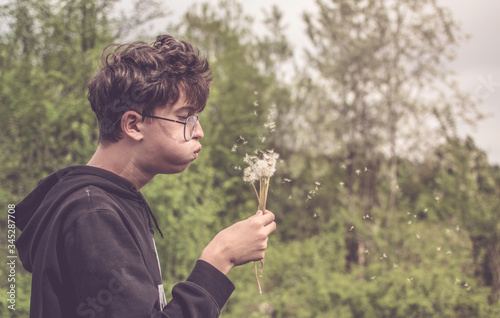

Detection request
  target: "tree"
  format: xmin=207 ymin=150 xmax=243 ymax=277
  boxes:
xmin=301 ymin=0 xmax=481 ymax=221
xmin=434 ymin=137 xmax=500 ymax=303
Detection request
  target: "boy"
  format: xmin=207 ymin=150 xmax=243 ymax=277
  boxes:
xmin=15 ymin=34 xmax=276 ymax=317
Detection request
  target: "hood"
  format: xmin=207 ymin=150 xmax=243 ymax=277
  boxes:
xmin=15 ymin=165 xmax=145 ymax=272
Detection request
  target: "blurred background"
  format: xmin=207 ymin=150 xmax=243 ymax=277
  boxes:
xmin=1 ymin=0 xmax=499 ymax=317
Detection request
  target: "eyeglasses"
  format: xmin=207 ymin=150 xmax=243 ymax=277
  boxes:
xmin=138 ymin=113 xmax=199 ymax=141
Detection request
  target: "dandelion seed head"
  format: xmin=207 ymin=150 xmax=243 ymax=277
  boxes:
xmin=242 ymin=150 xmax=280 ymax=183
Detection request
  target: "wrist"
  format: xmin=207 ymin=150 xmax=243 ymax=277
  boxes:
xmin=199 ymin=246 xmax=234 ymax=275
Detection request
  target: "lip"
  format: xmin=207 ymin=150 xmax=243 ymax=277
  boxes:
xmin=193 ymin=146 xmax=202 ymax=159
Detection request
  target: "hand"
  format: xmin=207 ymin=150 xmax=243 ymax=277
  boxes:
xmin=199 ymin=210 xmax=277 ymax=275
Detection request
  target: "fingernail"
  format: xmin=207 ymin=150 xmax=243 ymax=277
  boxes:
xmin=256 ymin=210 xmax=263 ymax=215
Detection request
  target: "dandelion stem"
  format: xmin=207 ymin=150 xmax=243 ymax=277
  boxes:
xmin=252 ymin=182 xmax=261 ymax=206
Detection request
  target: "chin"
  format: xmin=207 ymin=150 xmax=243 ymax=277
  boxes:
xmin=161 ymin=163 xmax=191 ymax=175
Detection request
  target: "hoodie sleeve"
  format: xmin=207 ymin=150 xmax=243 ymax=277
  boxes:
xmin=64 ymin=207 xmax=234 ymax=318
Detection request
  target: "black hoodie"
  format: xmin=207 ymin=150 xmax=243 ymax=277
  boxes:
xmin=15 ymin=165 xmax=234 ymax=318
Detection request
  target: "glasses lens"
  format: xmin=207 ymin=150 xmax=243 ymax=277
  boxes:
xmin=185 ymin=115 xmax=197 ymax=141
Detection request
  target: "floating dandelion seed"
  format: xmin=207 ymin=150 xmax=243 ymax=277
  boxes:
xmin=339 ymin=182 xmax=345 ymax=187
xmin=341 ymin=164 xmax=346 ymax=169
xmin=437 ymin=247 xmax=442 ymax=251
xmin=364 ymin=167 xmax=368 ymax=172
xmin=288 ymin=195 xmax=292 ymax=200
xmin=259 ymin=136 xmax=266 ymax=143
xmin=393 ymin=263 xmax=398 ymax=268
xmin=264 ymin=121 xmax=276 ymax=132
xmin=238 ymin=136 xmax=248 ymax=145
xmin=424 ymin=208 xmax=428 ymax=213
xmin=253 ymin=100 xmax=259 ymax=107
xmin=371 ymin=276 xmax=376 ymax=280
xmin=313 ymin=213 xmax=318 ymax=218
xmin=349 ymin=226 xmax=354 ymax=231
xmin=435 ymin=195 xmax=440 ymax=202
xmin=416 ymin=234 xmax=421 ymax=240
xmin=355 ymin=169 xmax=361 ymax=175
xmin=407 ymin=277 xmax=414 ymax=282
xmin=408 ymin=220 xmax=412 ymax=225
xmin=231 ymin=144 xmax=238 ymax=152
xmin=283 ymin=178 xmax=292 ymax=183
xmin=446 ymin=250 xmax=452 ymax=255
xmin=253 ymin=110 xmax=258 ymax=116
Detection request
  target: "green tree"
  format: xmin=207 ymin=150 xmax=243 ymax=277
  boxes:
xmin=435 ymin=137 xmax=500 ymax=303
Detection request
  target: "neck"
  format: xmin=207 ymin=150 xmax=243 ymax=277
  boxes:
xmin=87 ymin=142 xmax=153 ymax=190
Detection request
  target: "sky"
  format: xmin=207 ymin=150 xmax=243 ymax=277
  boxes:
xmin=128 ymin=0 xmax=500 ymax=164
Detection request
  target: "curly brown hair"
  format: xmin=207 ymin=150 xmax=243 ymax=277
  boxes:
xmin=87 ymin=35 xmax=212 ymax=145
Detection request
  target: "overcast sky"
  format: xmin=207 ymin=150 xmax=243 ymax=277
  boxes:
xmin=140 ymin=0 xmax=500 ymax=164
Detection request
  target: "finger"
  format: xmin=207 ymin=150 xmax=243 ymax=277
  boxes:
xmin=259 ymin=211 xmax=275 ymax=224
xmin=264 ymin=221 xmax=277 ymax=235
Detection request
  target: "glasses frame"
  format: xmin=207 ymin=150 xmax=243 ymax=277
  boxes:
xmin=138 ymin=112 xmax=199 ymax=141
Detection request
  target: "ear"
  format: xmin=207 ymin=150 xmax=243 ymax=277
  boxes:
xmin=120 ymin=111 xmax=144 ymax=142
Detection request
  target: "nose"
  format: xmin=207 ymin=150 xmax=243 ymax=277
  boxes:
xmin=193 ymin=120 xmax=204 ymax=140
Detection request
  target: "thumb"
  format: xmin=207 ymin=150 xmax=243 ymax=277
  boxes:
xmin=255 ymin=210 xmax=263 ymax=216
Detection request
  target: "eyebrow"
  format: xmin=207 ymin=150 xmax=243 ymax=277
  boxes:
xmin=176 ymin=106 xmax=198 ymax=114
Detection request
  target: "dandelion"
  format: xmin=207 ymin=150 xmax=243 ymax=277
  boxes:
xmin=243 ymin=149 xmax=280 ymax=294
